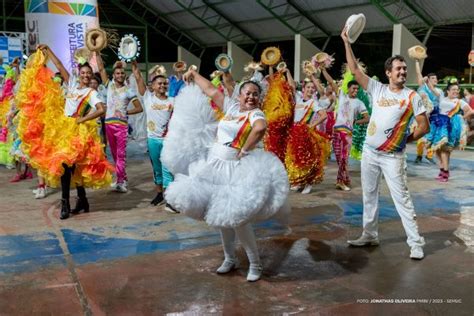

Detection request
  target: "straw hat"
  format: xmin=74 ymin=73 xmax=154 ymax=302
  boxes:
xmin=314 ymin=52 xmax=329 ymax=63
xmin=73 ymin=47 xmax=91 ymax=65
xmin=302 ymin=60 xmax=318 ymax=77
xmin=261 ymin=47 xmax=281 ymax=66
xmin=408 ymin=45 xmax=427 ymax=60
xmin=312 ymin=52 xmax=335 ymax=69
xmin=244 ymin=61 xmax=263 ymax=72
xmin=215 ymin=54 xmax=233 ymax=73
xmin=345 ymin=14 xmax=366 ymax=44
xmin=113 ymin=60 xmax=127 ymax=70
xmin=276 ymin=61 xmax=287 ymax=72
xmin=173 ymin=61 xmax=187 ymax=72
xmin=148 ymin=65 xmax=167 ymax=78
xmin=85 ymin=28 xmax=108 ymax=52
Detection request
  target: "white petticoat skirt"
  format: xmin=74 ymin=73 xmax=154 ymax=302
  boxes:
xmin=165 ymin=143 xmax=290 ymax=228
xmin=162 ymin=84 xmax=218 ymax=175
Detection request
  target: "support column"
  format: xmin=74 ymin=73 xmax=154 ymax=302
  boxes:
xmin=471 ymin=23 xmax=474 ymax=50
xmin=227 ymin=41 xmax=253 ymax=82
xmin=178 ymin=46 xmax=201 ymax=71
xmin=294 ymin=34 xmax=320 ymax=82
xmin=145 ymin=25 xmax=149 ymax=76
xmin=392 ymin=24 xmax=425 ymax=85
xmin=2 ymin=0 xmax=6 ymax=31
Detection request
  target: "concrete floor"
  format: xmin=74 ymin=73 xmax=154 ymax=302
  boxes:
xmin=0 ymin=142 xmax=473 ymax=315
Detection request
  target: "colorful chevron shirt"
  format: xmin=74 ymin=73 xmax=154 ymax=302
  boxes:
xmin=365 ymin=78 xmax=426 ymax=153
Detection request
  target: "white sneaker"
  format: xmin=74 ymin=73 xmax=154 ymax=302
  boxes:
xmin=301 ymin=184 xmax=312 ymax=194
xmin=246 ymin=264 xmax=263 ymax=282
xmin=115 ymin=183 xmax=128 ymax=193
xmin=216 ymin=259 xmax=239 ymax=274
xmin=164 ymin=203 xmax=179 ymax=214
xmin=336 ymin=183 xmax=351 ymax=191
xmin=290 ymin=185 xmax=301 ymax=191
xmin=347 ymin=235 xmax=380 ymax=247
xmin=35 ymin=187 xmax=46 ymax=199
xmin=410 ymin=245 xmax=424 ymax=260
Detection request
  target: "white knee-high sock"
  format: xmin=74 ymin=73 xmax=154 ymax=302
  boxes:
xmin=220 ymin=227 xmax=236 ymax=261
xmin=235 ymin=224 xmax=260 ymax=266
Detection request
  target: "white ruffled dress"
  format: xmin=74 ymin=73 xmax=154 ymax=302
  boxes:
xmin=163 ymin=84 xmax=290 ymax=228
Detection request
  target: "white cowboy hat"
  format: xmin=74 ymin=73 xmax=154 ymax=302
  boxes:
xmin=345 ymin=13 xmax=366 ymax=44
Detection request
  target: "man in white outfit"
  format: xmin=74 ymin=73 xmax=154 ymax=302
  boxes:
xmin=341 ymin=27 xmax=430 ymax=259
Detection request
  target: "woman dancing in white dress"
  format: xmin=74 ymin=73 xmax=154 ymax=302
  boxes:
xmin=163 ymin=68 xmax=291 ymax=282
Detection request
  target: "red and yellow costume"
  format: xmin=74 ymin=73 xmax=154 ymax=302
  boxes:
xmin=15 ymin=51 xmax=113 ymax=188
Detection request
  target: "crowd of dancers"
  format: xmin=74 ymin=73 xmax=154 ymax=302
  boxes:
xmin=0 ymin=26 xmax=473 ymax=282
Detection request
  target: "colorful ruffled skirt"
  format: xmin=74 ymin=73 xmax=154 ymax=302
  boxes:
xmin=14 ymin=51 xmax=113 ymax=188
xmin=262 ymin=73 xmax=294 ymax=163
xmin=284 ymin=123 xmax=330 ymax=186
xmin=426 ymin=114 xmax=466 ymax=151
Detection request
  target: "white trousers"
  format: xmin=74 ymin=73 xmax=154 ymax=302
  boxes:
xmin=361 ymin=146 xmax=425 ymax=248
xmin=220 ymin=224 xmax=260 ymax=265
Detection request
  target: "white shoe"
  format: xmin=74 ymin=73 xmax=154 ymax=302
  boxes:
xmin=35 ymin=187 xmax=46 ymax=199
xmin=336 ymin=183 xmax=351 ymax=191
xmin=290 ymin=185 xmax=301 ymax=191
xmin=164 ymin=203 xmax=180 ymax=214
xmin=246 ymin=264 xmax=263 ymax=282
xmin=114 ymin=183 xmax=128 ymax=193
xmin=347 ymin=235 xmax=380 ymax=247
xmin=33 ymin=186 xmax=49 ymax=195
xmin=216 ymin=259 xmax=239 ymax=274
xmin=301 ymin=184 xmax=312 ymax=194
xmin=410 ymin=245 xmax=424 ymax=260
